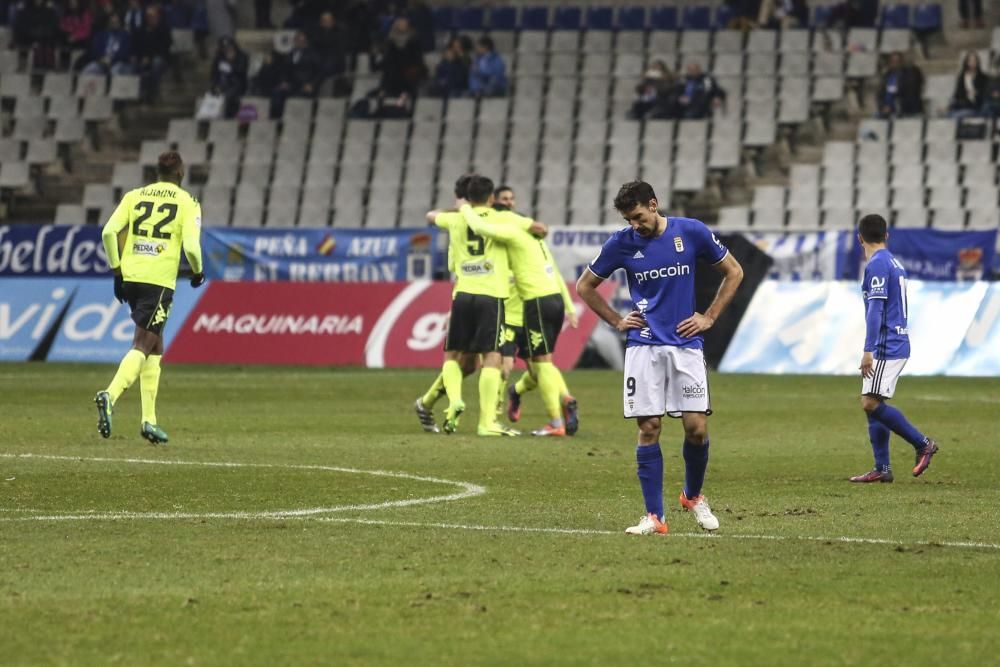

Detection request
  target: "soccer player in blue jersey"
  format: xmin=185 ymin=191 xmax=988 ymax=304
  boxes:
xmin=850 ymin=214 xmax=939 ymax=483
xmin=577 ymin=182 xmax=744 ymax=535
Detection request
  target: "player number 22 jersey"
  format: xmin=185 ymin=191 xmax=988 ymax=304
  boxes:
xmin=101 ymin=182 xmax=204 ymax=290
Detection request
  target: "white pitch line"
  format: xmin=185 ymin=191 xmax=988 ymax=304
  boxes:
xmin=0 ymin=453 xmax=485 ymax=521
xmin=314 ymin=517 xmax=1000 ymax=552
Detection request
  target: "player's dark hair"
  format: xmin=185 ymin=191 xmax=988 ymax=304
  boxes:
xmin=494 ymin=184 xmax=512 ymax=197
xmin=454 ymin=173 xmax=475 ymax=199
xmin=157 ymin=151 xmax=184 ymax=183
xmin=466 ymin=175 xmax=495 ymax=205
xmin=858 ymin=214 xmax=888 ymax=243
xmin=613 ymin=181 xmax=657 ymax=213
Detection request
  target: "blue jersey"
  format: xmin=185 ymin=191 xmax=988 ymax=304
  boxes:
xmin=862 ymin=249 xmax=910 ymax=360
xmin=589 ymin=217 xmax=729 ymax=349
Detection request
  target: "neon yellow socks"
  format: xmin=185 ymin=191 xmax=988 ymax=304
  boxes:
xmin=421 ymin=372 xmax=447 ymax=408
xmin=534 ymin=361 xmax=564 ymax=425
xmin=479 ymin=367 xmax=502 ymax=430
xmin=140 ymin=354 xmax=162 ymax=424
xmin=441 ymin=360 xmax=464 ymax=407
xmin=106 ymin=349 xmax=146 ymax=404
xmin=514 ymin=371 xmax=538 ymax=395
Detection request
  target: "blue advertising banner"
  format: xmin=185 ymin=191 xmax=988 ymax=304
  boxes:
xmin=0 ymin=278 xmax=206 ymax=362
xmin=201 ymin=227 xmax=438 ymax=282
xmin=720 ymin=280 xmax=994 ymax=376
xmin=0 ymin=225 xmax=110 ymax=277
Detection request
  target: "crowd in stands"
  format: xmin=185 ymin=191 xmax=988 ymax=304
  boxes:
xmin=875 ymin=50 xmax=1000 ymax=120
xmin=629 ymin=61 xmax=725 ymax=120
xmin=1 ymin=0 xmax=206 ymax=101
xmin=429 ymin=34 xmax=507 ymax=98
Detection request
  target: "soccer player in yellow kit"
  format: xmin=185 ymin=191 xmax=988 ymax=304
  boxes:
xmin=491 ymin=185 xmax=580 ymax=435
xmin=425 ymin=175 xmax=545 ymax=436
xmin=94 ymin=152 xmax=205 ymax=444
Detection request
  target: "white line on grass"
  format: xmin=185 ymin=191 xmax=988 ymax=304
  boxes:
xmin=0 ymin=453 xmax=485 ymax=520
xmin=314 ymin=517 xmax=1000 ymax=552
xmin=4 ymin=454 xmax=998 ymax=552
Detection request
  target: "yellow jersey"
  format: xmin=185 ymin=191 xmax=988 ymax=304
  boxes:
xmin=101 ymin=181 xmax=203 ymax=290
xmin=433 ymin=205 xmax=531 ymax=298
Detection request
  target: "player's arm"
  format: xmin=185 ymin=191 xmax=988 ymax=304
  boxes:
xmin=101 ymin=196 xmax=131 ymax=275
xmin=547 ymin=241 xmax=578 ymax=327
xmin=182 ymin=198 xmax=205 ymax=286
xmin=860 ymin=265 xmax=888 ymax=378
xmin=576 ymin=268 xmax=644 ymax=333
xmin=677 ymin=253 xmax=744 ymax=338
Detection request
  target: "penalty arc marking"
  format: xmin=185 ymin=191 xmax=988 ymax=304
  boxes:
xmin=2 ymin=454 xmax=998 ymax=553
xmin=0 ymin=453 xmax=486 ymax=521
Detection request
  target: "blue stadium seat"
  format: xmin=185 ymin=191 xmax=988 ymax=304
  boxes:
xmin=489 ymin=6 xmax=518 ymax=31
xmin=880 ymin=4 xmax=910 ymax=28
xmin=617 ymin=6 xmax=647 ymax=30
xmin=455 ymin=7 xmax=485 ymax=31
xmin=649 ymin=7 xmax=678 ymax=30
xmin=912 ymin=4 xmax=942 ymax=32
xmin=553 ymin=6 xmax=582 ymax=30
xmin=432 ymin=6 xmax=454 ymax=32
xmin=586 ymin=6 xmax=614 ymax=30
xmin=812 ymin=4 xmax=834 ymax=27
xmin=714 ymin=4 xmax=735 ymax=29
xmin=520 ymin=6 xmax=550 ymax=30
xmin=682 ymin=6 xmax=712 ymax=30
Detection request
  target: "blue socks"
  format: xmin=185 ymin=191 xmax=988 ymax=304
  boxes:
xmin=867 ymin=414 xmax=891 ymax=473
xmin=871 ymin=403 xmax=926 ymax=451
xmin=683 ymin=439 xmax=710 ymax=499
xmin=636 ymin=444 xmax=664 ymax=519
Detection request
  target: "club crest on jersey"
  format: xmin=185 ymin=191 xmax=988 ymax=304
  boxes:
xmin=673 ymin=237 xmax=684 ymax=253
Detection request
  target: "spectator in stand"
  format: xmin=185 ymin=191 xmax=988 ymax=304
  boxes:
xmin=721 ymin=0 xmax=761 ymax=30
xmin=123 ymin=0 xmax=145 ymax=33
xmin=628 ymin=60 xmax=675 ymax=120
xmin=310 ymin=11 xmax=348 ymax=93
xmin=13 ymin=0 xmax=60 ymax=69
xmin=983 ymin=58 xmax=1000 ymax=118
xmin=81 ymin=12 xmax=132 ymax=75
xmin=949 ymin=51 xmax=987 ymax=118
xmin=210 ymin=36 xmax=247 ymax=118
xmin=429 ymin=36 xmax=469 ymax=98
xmin=131 ymin=5 xmax=173 ymax=102
xmin=876 ymin=52 xmax=924 ymax=118
xmin=468 ymin=36 xmax=506 ymax=98
xmin=672 ymin=62 xmax=726 ymax=119
xmin=374 ymin=16 xmax=426 ymax=99
xmin=285 ymin=0 xmax=331 ymax=29
xmin=826 ymin=0 xmax=879 ymax=30
xmin=760 ymin=0 xmax=810 ymax=29
xmin=59 ymin=0 xmax=93 ymax=68
xmin=957 ymin=0 xmax=984 ymax=29
xmin=268 ymin=30 xmax=321 ymax=119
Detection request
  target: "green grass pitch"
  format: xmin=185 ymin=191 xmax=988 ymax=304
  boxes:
xmin=1 ymin=364 xmax=999 ymax=666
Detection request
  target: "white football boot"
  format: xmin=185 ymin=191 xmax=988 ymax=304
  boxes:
xmin=679 ymin=492 xmax=720 ymax=532
xmin=624 ymin=512 xmax=669 ymax=535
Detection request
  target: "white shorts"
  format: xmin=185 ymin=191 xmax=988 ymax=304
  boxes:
xmin=623 ymin=345 xmax=711 ymax=418
xmin=862 ymin=358 xmax=907 ymax=399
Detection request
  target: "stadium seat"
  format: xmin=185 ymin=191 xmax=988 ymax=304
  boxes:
xmin=54 ymin=204 xmax=85 ymax=225
xmin=968 ymin=209 xmax=1000 ymax=230
xmin=879 ymin=29 xmax=910 ymax=54
xmin=111 ymin=163 xmax=143 ymax=191
xmin=880 ymin=4 xmax=910 ymax=28
xmin=488 ymin=6 xmax=518 ymax=30
xmin=520 ymin=6 xmax=550 ymax=30
xmin=912 ymin=4 xmax=942 ymax=32
xmin=141 ymin=140 xmax=170 ymax=167
xmin=75 ymin=74 xmax=106 ymax=97
xmin=780 ymin=30 xmax=809 ymax=53
xmin=648 ymin=7 xmax=678 ymax=30
xmin=0 ymin=73 xmax=30 ymax=99
xmin=109 ymin=75 xmax=140 ymax=101
xmin=892 ymin=208 xmax=928 ymax=229
xmin=553 ymin=6 xmax=582 ymax=30
xmin=53 ymin=117 xmax=85 ymax=144
xmin=41 ymin=73 xmax=72 ymax=98
xmin=930 ymin=208 xmax=966 ymax=230
xmin=846 ymin=52 xmax=877 ymax=78
xmin=616 ymin=6 xmax=646 ymax=30
xmin=25 ymin=139 xmax=57 ymax=166
xmin=714 ymin=4 xmax=735 ymax=30
xmin=455 ymin=7 xmax=485 ymax=31
xmin=787 ymin=208 xmax=820 ymax=230
xmin=716 ymin=206 xmax=750 ymax=230
xmin=812 ymin=4 xmax=834 ymax=27
xmin=681 ymin=6 xmax=712 ymax=31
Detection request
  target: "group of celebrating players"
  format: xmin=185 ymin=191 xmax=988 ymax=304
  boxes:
xmin=94 ymin=152 xmax=940 ymax=537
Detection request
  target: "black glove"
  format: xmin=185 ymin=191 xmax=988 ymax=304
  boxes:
xmin=113 ymin=274 xmax=126 ymax=303
xmin=190 ymin=273 xmax=206 ymax=288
